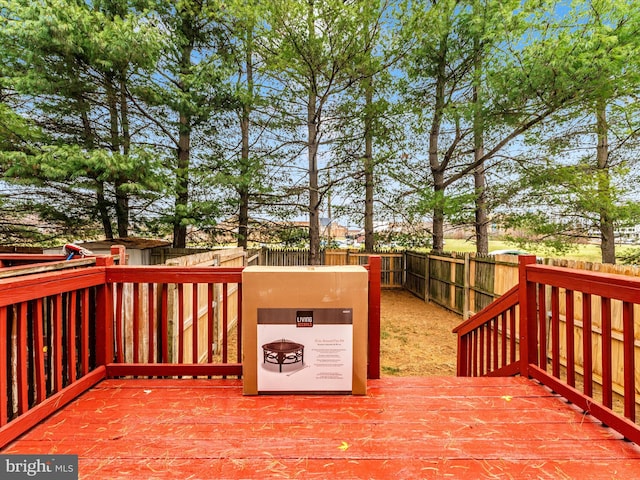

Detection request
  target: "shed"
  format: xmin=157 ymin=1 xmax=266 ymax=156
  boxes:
xmin=45 ymin=238 xmax=172 ymax=265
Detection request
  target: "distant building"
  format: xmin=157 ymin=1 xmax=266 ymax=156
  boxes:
xmin=617 ymin=225 xmax=640 ymax=244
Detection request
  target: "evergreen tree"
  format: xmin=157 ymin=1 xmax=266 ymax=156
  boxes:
xmin=0 ymin=0 xmax=163 ymax=240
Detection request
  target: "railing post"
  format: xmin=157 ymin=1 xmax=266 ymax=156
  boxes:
xmin=368 ymin=255 xmax=381 ymax=379
xmin=96 ymin=255 xmax=115 ymax=367
xmin=94 ymin=246 xmax=125 ymax=367
xmin=110 ymin=245 xmax=127 ymax=265
xmin=518 ymin=255 xmax=537 ymax=377
xmin=457 ymin=333 xmax=468 ymax=376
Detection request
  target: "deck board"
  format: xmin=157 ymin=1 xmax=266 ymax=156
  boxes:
xmin=3 ymin=377 xmax=640 ymax=479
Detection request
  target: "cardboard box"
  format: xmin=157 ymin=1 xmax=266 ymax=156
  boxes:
xmin=242 ymin=266 xmax=368 ymax=395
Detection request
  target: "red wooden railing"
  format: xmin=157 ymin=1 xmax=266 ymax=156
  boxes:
xmin=0 ymin=251 xmax=382 ymax=448
xmin=454 ymin=285 xmax=520 ymax=378
xmin=0 ymin=254 xmax=116 ymax=448
xmin=455 ymin=255 xmax=640 ymax=445
xmin=104 ymin=266 xmax=245 ymax=378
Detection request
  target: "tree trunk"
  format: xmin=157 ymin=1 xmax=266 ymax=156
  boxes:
xmin=237 ymin=188 xmax=250 ymax=249
xmin=432 ymin=173 xmax=446 ymax=254
xmin=96 ymin=183 xmax=113 ymax=240
xmin=80 ymin=106 xmax=113 ymax=239
xmin=429 ymin=38 xmax=447 ymax=253
xmin=173 ymin=27 xmax=194 ymax=249
xmin=116 ymin=75 xmax=131 ymax=238
xmin=106 ymin=73 xmax=130 ymax=238
xmin=307 ymin=0 xmax=321 ymax=265
xmin=596 ymin=99 xmax=615 ymax=264
xmin=174 ymin=112 xmax=190 ymax=248
xmin=363 ymin=75 xmax=375 ymax=252
xmin=308 ymin=94 xmax=321 ymax=265
xmin=237 ymin=28 xmax=254 ymax=249
xmin=474 ymin=161 xmax=488 ymax=255
xmin=105 ymin=74 xmax=129 ymax=238
xmin=473 ymin=37 xmax=488 ymax=255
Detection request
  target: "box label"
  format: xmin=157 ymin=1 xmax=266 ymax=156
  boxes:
xmin=257 ymin=308 xmax=352 ymax=393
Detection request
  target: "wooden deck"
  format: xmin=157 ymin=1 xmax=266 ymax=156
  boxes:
xmin=3 ymin=377 xmax=640 ymax=479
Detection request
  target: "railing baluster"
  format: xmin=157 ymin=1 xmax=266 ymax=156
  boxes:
xmin=115 ymin=283 xmax=124 ymax=363
xmin=500 ymin=312 xmax=507 ymax=368
xmin=207 ymin=283 xmax=214 ymax=364
xmin=622 ymin=301 xmax=635 ymax=422
xmin=565 ymin=290 xmax=575 ymax=387
xmin=538 ymin=285 xmax=547 ymax=371
xmin=472 ymin=330 xmax=477 ymax=377
xmin=161 ymin=284 xmax=168 ymax=363
xmin=54 ymin=294 xmax=63 ymax=391
xmin=487 ymin=319 xmax=495 ymax=373
xmin=237 ymin=283 xmax=242 ymax=365
xmin=192 ymin=283 xmax=198 ymax=365
xmin=601 ymin=297 xmax=612 ymax=409
xmin=492 ymin=317 xmax=499 ymax=372
xmin=68 ymin=291 xmax=77 ymax=383
xmin=467 ymin=331 xmax=476 ymax=376
xmin=178 ymin=284 xmax=184 ymax=364
xmin=133 ymin=283 xmax=140 ymax=364
xmin=33 ymin=299 xmax=46 ymax=403
xmin=583 ymin=293 xmax=593 ymax=398
xmin=148 ymin=283 xmax=155 ymax=363
xmin=80 ymin=288 xmax=89 ymax=376
xmin=222 ymin=283 xmax=228 ymax=365
xmin=0 ymin=306 xmax=7 ymax=425
xmin=484 ymin=323 xmax=490 ymax=374
xmin=551 ymin=286 xmax=560 ymax=378
xmin=479 ymin=325 xmax=485 ymax=376
xmin=17 ymin=303 xmax=28 ymax=414
xmin=509 ymin=305 xmax=516 ymax=364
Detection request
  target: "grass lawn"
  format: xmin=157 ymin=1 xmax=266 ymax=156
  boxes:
xmin=442 ymin=238 xmax=639 ymax=263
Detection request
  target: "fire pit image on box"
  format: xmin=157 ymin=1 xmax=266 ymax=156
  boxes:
xmin=262 ymin=339 xmax=304 ymax=373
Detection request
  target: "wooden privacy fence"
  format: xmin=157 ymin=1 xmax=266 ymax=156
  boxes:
xmin=407 ymin=250 xmax=640 ymax=318
xmin=163 ymin=248 xmax=245 ymax=363
xmin=258 ymin=247 xmax=404 ymax=288
xmin=115 ymin=248 xmax=247 ymax=366
xmin=259 ymin=248 xmax=315 ymax=266
xmin=405 ymin=251 xmax=519 ymax=318
xmin=325 ymin=250 xmax=403 ymax=287
xmin=260 ymin=249 xmax=519 ymax=313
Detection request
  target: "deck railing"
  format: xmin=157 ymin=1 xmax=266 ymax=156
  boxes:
xmin=0 ymin=254 xmax=117 ymax=448
xmin=0 ymin=250 xmax=381 ymax=448
xmin=104 ymin=266 xmax=245 ymax=378
xmin=454 ymin=255 xmax=640 ymax=445
xmin=454 ymin=285 xmax=520 ymax=378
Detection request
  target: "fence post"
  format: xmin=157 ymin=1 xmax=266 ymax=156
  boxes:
xmin=518 ymin=255 xmax=537 ymax=377
xmin=425 ymin=254 xmax=430 ymax=302
xmin=367 ymin=255 xmax=381 ymax=379
xmin=463 ymin=253 xmax=470 ymax=320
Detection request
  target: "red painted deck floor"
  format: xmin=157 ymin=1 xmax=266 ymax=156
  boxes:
xmin=3 ymin=377 xmax=640 ymax=479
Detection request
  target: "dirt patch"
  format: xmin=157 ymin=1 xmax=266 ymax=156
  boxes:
xmin=381 ymin=289 xmax=462 ymax=377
